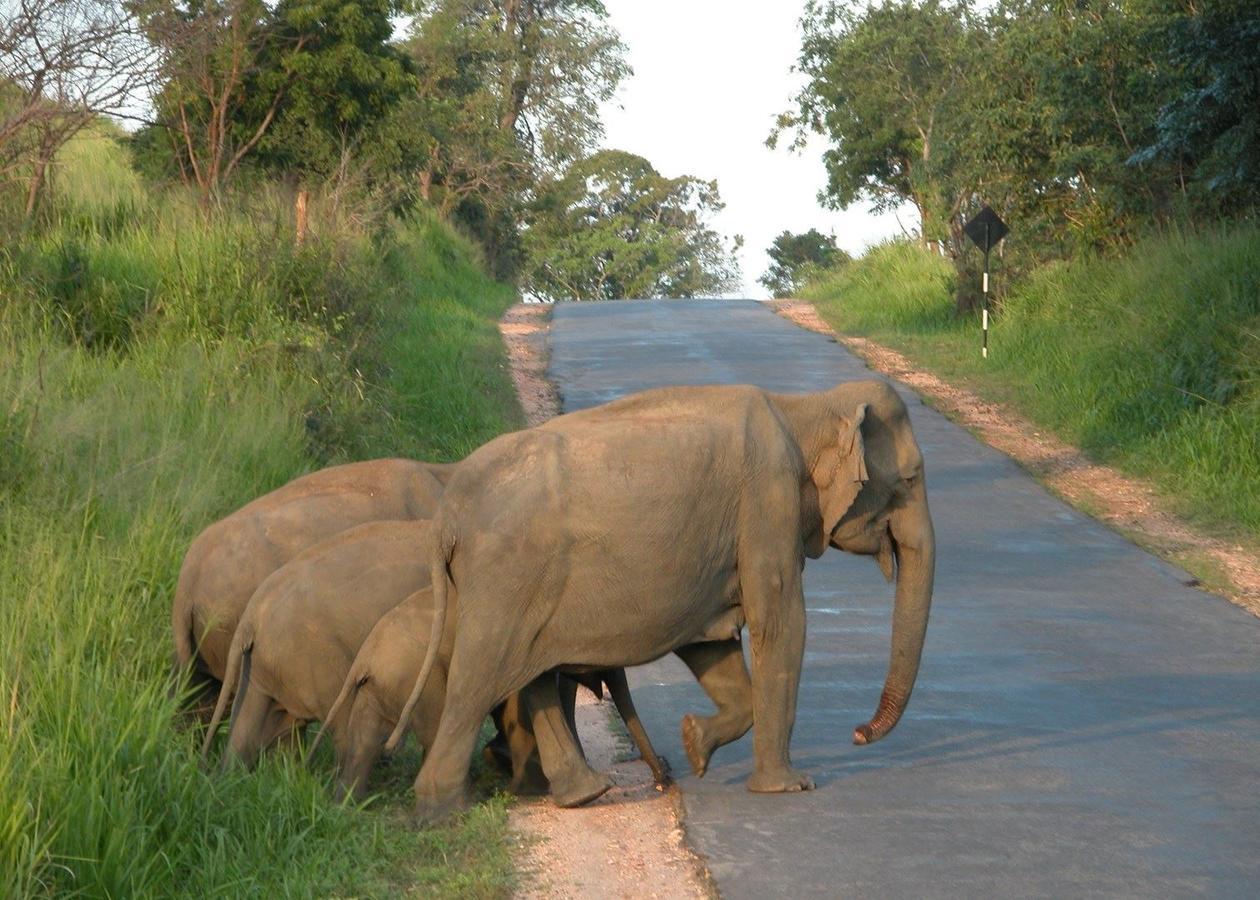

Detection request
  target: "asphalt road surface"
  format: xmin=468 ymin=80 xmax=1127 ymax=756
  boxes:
xmin=546 ymin=299 xmax=1260 ymax=899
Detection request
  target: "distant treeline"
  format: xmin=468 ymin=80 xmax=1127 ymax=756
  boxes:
xmin=1 ymin=0 xmax=741 ymax=300
xmin=771 ymin=0 xmax=1258 ymax=307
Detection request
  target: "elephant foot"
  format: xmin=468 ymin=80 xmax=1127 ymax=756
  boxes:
xmin=508 ymin=754 xmax=551 ymax=797
xmin=410 ymin=790 xmax=470 ymax=828
xmin=647 ymin=754 xmax=673 ymax=790
xmin=681 ymin=714 xmax=713 ymax=777
xmin=747 ymin=765 xmax=815 ymax=794
xmin=482 ymin=739 xmax=514 ymax=776
xmin=550 ymin=765 xmax=612 ymax=809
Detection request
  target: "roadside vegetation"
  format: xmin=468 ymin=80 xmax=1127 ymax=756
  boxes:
xmin=801 ymin=229 xmax=1260 ymax=544
xmin=0 ymin=128 xmax=520 ymax=897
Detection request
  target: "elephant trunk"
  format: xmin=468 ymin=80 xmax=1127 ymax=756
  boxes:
xmin=853 ymin=491 xmax=935 ymax=746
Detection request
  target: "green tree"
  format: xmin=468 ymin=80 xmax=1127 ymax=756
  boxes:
xmin=1133 ymin=0 xmax=1260 ymax=213
xmin=774 ymin=0 xmax=977 ymax=251
xmin=987 ymin=0 xmax=1181 ymax=249
xmin=759 ymin=229 xmax=848 ymax=298
xmin=778 ymin=0 xmax=1194 ymax=310
xmin=138 ymin=0 xmax=415 ymax=203
xmin=404 ymin=5 xmax=529 ymax=218
xmin=138 ymin=0 xmax=305 ymax=203
xmin=459 ymin=0 xmax=631 ymax=170
xmin=0 ymin=0 xmax=153 ymax=216
xmin=522 ymin=149 xmax=742 ymax=301
xmin=247 ymin=0 xmax=417 ymax=183
xmin=401 ymin=0 xmax=629 ymax=275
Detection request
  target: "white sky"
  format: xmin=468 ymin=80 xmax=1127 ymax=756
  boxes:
xmin=597 ymin=0 xmax=905 ymax=298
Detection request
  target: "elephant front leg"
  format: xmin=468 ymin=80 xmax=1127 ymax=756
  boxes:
xmin=675 ymin=638 xmax=753 ymax=777
xmin=741 ymin=566 xmax=814 ymax=794
xmin=334 ymin=699 xmax=389 ymax=803
xmin=522 ymin=674 xmax=612 ymax=808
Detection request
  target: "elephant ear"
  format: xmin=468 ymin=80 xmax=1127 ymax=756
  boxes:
xmin=813 ymin=403 xmax=869 ymax=539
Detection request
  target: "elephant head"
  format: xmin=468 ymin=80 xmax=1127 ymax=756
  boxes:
xmin=772 ymin=380 xmax=936 ymax=748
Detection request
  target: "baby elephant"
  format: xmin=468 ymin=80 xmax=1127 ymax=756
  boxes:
xmin=321 ymin=589 xmax=673 ymax=803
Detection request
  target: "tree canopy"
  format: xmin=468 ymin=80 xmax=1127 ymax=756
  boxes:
xmin=759 ymin=229 xmax=848 ymax=299
xmin=776 ymin=0 xmax=1257 ymax=307
xmin=103 ymin=0 xmax=744 ymax=290
xmin=1133 ymin=2 xmax=1260 ymax=212
xmin=522 ymin=149 xmax=742 ymax=301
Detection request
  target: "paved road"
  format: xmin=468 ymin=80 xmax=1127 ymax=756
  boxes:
xmin=547 ymin=299 xmax=1260 ymax=899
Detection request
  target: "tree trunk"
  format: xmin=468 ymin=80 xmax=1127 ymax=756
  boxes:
xmin=497 ymin=0 xmax=530 ymax=135
xmin=295 ymin=189 xmax=309 ymax=246
xmin=24 ymin=156 xmax=47 ymax=219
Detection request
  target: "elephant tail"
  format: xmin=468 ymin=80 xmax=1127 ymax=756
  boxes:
xmin=308 ymin=661 xmax=369 ymax=760
xmin=200 ymin=623 xmax=251 ymax=760
xmin=170 ymin=559 xmax=226 ymax=717
xmin=172 ymin=592 xmax=197 ymax=676
xmin=383 ymin=523 xmax=453 ymax=753
xmin=171 ymin=565 xmax=213 ymax=697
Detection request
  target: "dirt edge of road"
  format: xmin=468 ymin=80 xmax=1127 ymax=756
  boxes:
xmin=499 ymin=303 xmax=562 ymax=428
xmin=768 ymin=299 xmax=1260 ymax=618
xmin=498 ymin=304 xmax=714 ymax=899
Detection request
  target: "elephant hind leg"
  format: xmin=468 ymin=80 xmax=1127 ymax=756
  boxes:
xmin=675 ymin=638 xmax=753 ymax=777
xmin=412 ymin=649 xmax=515 ymax=824
xmin=521 ymin=673 xmax=610 ymax=809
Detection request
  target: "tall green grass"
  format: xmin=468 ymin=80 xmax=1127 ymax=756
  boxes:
xmin=1 ymin=129 xmax=520 ymax=896
xmin=802 ymin=230 xmax=1260 ymax=541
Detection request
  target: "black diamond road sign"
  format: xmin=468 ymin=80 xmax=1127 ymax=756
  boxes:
xmin=964 ymin=206 xmax=1009 ymax=253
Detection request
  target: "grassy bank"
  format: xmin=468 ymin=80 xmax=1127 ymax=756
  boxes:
xmin=0 ymin=130 xmax=521 ymax=896
xmin=801 ymin=228 xmax=1260 ymax=543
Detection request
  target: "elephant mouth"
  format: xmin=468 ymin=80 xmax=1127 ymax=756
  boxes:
xmin=829 ymin=514 xmax=887 ymax=554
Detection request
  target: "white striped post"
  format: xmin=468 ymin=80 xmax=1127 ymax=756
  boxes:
xmin=982 ymin=223 xmax=990 ymax=358
xmin=964 ymin=206 xmax=1007 ymax=359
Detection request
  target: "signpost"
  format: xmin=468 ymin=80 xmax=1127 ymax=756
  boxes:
xmin=963 ymin=205 xmax=1009 ymax=358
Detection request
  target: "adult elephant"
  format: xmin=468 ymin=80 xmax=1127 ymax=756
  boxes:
xmin=172 ymin=458 xmax=450 ymax=699
xmin=391 ymin=379 xmax=936 ymax=822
